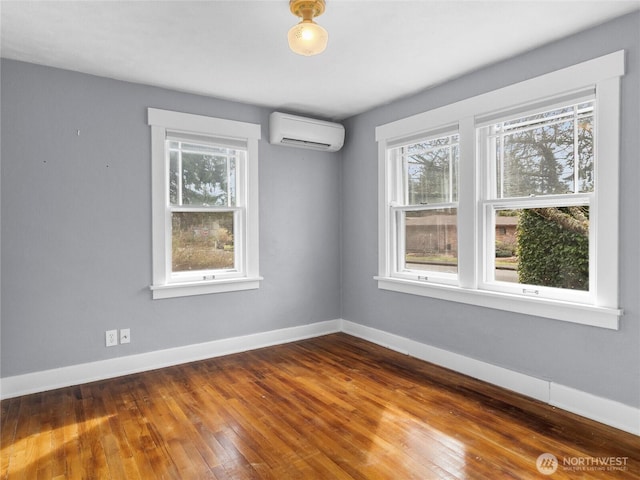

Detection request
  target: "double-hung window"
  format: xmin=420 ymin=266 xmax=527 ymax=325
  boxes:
xmin=478 ymin=97 xmax=594 ymax=304
xmin=148 ymin=108 xmax=261 ymax=299
xmin=376 ymin=51 xmax=625 ymax=329
xmin=387 ymin=130 xmax=459 ymax=286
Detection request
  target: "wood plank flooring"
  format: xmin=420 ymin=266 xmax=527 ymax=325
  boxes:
xmin=2 ymin=333 xmax=639 ymax=479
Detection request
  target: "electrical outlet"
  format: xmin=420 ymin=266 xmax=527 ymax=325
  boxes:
xmin=106 ymin=329 xmax=118 ymax=347
xmin=120 ymin=328 xmax=131 ymax=344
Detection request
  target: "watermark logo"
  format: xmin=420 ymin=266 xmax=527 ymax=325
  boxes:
xmin=537 ymin=453 xmax=558 ymax=475
xmin=562 ymin=455 xmax=629 ymax=473
xmin=536 ymin=453 xmax=629 ymax=475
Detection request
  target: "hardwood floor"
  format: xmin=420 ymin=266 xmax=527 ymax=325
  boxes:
xmin=2 ymin=333 xmax=639 ymax=479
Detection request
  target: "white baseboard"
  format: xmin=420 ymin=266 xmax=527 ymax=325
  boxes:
xmin=340 ymin=320 xmax=550 ymax=401
xmin=2 ymin=318 xmax=637 ymax=436
xmin=550 ymin=383 xmax=640 ymax=436
xmin=0 ymin=319 xmax=341 ymax=400
xmin=340 ymin=319 xmax=640 ymax=436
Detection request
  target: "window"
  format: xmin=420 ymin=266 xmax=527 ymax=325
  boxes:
xmin=376 ymin=51 xmax=625 ymax=329
xmin=388 ymin=130 xmax=460 ymax=285
xmin=148 ymin=108 xmax=261 ymax=299
xmin=478 ymin=98 xmax=594 ymax=304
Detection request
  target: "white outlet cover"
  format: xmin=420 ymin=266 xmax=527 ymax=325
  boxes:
xmin=106 ymin=329 xmax=118 ymax=347
xmin=120 ymin=328 xmax=131 ymax=344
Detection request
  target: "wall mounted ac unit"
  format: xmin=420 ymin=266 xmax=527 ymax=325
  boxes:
xmin=269 ymin=112 xmax=345 ymax=152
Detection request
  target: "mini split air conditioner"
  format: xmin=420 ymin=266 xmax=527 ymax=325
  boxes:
xmin=269 ymin=112 xmax=345 ymax=152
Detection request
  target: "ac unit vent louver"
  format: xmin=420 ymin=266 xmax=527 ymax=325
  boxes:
xmin=281 ymin=137 xmax=332 ymax=149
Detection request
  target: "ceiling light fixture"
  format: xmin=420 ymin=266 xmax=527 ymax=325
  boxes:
xmin=287 ymin=0 xmax=328 ymax=56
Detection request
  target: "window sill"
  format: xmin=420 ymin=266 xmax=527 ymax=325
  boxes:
xmin=374 ymin=276 xmax=622 ymax=330
xmin=151 ymin=277 xmax=262 ymax=299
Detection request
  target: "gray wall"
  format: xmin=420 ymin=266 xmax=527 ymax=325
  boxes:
xmin=341 ymin=11 xmax=640 ymax=408
xmin=1 ymin=60 xmax=341 ymax=377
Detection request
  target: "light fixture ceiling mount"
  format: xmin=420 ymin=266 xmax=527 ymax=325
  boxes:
xmin=288 ymin=0 xmax=328 ymax=57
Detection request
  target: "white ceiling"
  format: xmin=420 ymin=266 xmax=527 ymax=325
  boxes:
xmin=1 ymin=1 xmax=639 ymax=120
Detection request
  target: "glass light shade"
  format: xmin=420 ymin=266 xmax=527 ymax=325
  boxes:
xmin=288 ymin=20 xmax=328 ymax=56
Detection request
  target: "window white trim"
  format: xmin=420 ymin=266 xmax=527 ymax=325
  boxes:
xmin=375 ymin=51 xmax=624 ymax=142
xmin=375 ymin=51 xmax=625 ymax=329
xmin=148 ymin=108 xmax=261 ymax=299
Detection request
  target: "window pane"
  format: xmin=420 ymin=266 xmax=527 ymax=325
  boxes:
xmin=172 ymin=211 xmax=235 ymax=272
xmin=494 ymin=102 xmax=594 ymax=198
xmin=181 ymin=153 xmax=235 ymax=206
xmin=577 ymin=105 xmax=594 ymax=192
xmin=168 ymin=140 xmax=239 ymax=207
xmin=403 ymin=208 xmax=458 ymax=274
xmin=494 ymin=207 xmax=589 ymax=291
xmin=169 ymin=150 xmax=178 ymax=205
xmin=398 ymin=134 xmax=459 ymax=205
